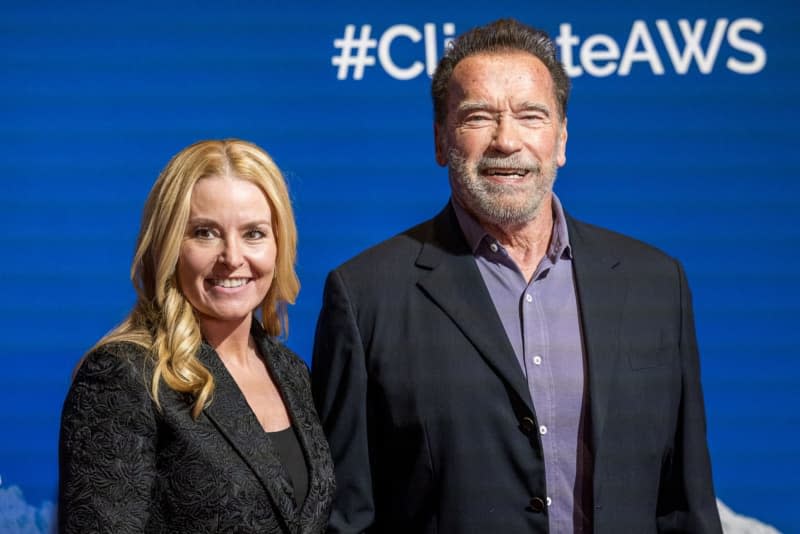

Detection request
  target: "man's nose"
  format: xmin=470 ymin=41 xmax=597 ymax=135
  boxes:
xmin=490 ymin=117 xmax=523 ymax=154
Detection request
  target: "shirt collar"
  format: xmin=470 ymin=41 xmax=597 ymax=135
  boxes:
xmin=452 ymin=193 xmax=572 ymax=262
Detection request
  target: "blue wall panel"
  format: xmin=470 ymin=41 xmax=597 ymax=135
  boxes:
xmin=1 ymin=1 xmax=797 ymax=531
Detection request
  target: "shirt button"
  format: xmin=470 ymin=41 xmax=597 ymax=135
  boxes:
xmin=489 ymin=243 xmax=499 ymax=252
xmin=532 ymin=355 xmax=542 ymax=365
xmin=539 ymin=425 xmax=548 ymax=435
xmin=525 ymin=293 xmax=533 ymax=303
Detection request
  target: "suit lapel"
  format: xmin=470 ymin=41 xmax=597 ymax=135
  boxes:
xmin=413 ymin=206 xmax=628 ymax=452
xmin=567 ymin=216 xmax=627 ymax=456
xmin=198 ymin=341 xmax=298 ymax=532
xmin=251 ymin=327 xmax=330 ymax=532
xmin=414 ymin=205 xmax=534 ymax=414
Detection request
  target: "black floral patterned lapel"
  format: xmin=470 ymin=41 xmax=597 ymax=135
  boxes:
xmin=251 ymin=325 xmax=336 ymax=532
xmin=197 ymin=342 xmax=299 ymax=532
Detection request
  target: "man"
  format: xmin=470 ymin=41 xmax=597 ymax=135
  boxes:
xmin=312 ymin=18 xmax=722 ymax=533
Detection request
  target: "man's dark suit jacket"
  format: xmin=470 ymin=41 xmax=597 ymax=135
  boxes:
xmin=312 ymin=203 xmax=722 ymax=533
xmin=59 ymin=321 xmax=335 ymax=534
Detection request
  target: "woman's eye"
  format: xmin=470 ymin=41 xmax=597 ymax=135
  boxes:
xmin=193 ymin=227 xmax=216 ymax=239
xmin=245 ymin=229 xmax=266 ymax=239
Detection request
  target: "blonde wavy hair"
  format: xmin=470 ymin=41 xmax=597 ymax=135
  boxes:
xmin=94 ymin=139 xmax=299 ymax=417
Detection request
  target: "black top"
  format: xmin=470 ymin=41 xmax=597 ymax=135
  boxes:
xmin=268 ymin=425 xmax=309 ymax=508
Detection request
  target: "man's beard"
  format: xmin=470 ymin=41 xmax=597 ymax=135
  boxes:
xmin=447 ymin=148 xmax=559 ymax=227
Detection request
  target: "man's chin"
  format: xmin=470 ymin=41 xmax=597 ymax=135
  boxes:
xmin=474 ymin=205 xmax=537 ymax=227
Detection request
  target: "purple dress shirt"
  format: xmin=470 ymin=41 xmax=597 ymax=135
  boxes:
xmin=453 ymin=195 xmax=592 ymax=533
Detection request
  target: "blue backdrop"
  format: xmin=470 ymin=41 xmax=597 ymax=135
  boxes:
xmin=2 ymin=1 xmax=797 ymax=531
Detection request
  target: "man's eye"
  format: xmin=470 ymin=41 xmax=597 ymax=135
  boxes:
xmin=519 ymin=110 xmax=551 ymax=124
xmin=465 ymin=114 xmax=492 ymax=123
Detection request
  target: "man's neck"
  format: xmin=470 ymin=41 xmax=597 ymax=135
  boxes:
xmin=480 ymin=195 xmax=554 ymax=282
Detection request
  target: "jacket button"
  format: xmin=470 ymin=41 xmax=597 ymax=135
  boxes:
xmin=529 ymin=497 xmax=546 ymax=512
xmin=520 ymin=416 xmax=536 ymax=435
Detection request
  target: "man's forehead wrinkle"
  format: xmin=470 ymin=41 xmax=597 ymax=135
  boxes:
xmin=447 ymin=55 xmax=558 ymax=111
xmin=455 ymin=99 xmax=552 ymax=115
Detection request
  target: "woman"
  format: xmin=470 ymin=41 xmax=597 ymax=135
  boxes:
xmin=59 ymin=139 xmax=335 ymax=533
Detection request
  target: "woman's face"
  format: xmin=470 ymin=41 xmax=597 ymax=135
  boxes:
xmin=177 ymin=175 xmax=277 ymax=328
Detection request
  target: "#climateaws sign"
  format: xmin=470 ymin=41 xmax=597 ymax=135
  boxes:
xmin=332 ymin=17 xmax=766 ymax=81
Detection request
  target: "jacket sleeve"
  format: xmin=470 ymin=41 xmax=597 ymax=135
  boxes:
xmin=656 ymin=261 xmax=723 ymax=533
xmin=312 ymin=270 xmax=375 ymax=533
xmin=58 ymin=344 xmax=157 ymax=533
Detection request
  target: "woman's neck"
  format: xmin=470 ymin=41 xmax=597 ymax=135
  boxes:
xmin=199 ymin=314 xmax=255 ymax=365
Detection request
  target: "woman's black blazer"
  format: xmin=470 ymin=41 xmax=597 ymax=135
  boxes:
xmin=59 ymin=322 xmax=335 ymax=533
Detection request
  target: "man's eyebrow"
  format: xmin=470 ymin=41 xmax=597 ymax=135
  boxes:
xmin=455 ymin=101 xmax=553 ymax=116
xmin=517 ymin=102 xmax=552 ymax=116
xmin=456 ymin=101 xmax=493 ymax=114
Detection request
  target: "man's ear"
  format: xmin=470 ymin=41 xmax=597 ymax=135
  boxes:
xmin=434 ymin=122 xmax=448 ymax=167
xmin=557 ymin=117 xmax=568 ymax=167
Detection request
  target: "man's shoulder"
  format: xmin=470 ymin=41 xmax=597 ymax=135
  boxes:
xmin=568 ymin=215 xmax=677 ymax=265
xmin=335 ymin=215 xmax=440 ymax=275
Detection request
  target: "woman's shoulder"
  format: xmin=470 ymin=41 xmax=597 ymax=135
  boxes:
xmin=251 ymin=322 xmax=309 ymax=374
xmin=264 ymin=339 xmax=309 ymax=374
xmin=73 ymin=341 xmax=154 ymax=385
xmin=63 ymin=341 xmax=157 ymax=430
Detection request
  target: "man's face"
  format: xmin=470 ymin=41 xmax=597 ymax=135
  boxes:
xmin=435 ymin=51 xmax=567 ymax=227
